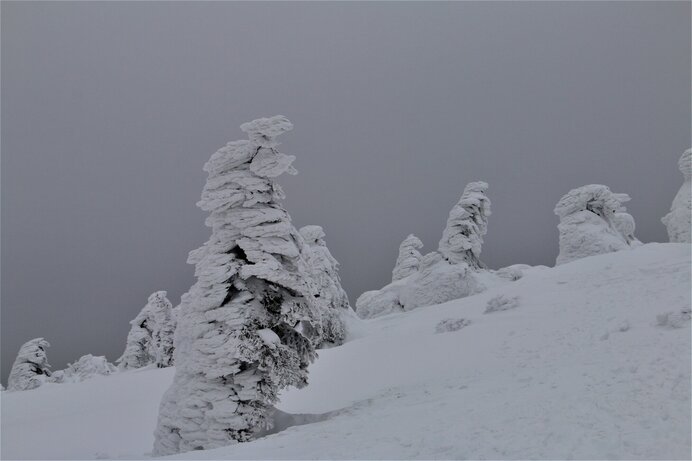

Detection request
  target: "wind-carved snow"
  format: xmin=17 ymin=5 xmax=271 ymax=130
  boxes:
xmin=3 ymin=244 xmax=688 ymax=460
xmin=662 ymin=148 xmax=692 ymax=243
xmin=391 ymin=234 xmax=423 ymax=282
xmin=554 ymin=184 xmax=641 ymax=265
xmin=118 ymin=291 xmax=176 ymax=370
xmin=356 ymin=182 xmax=498 ymax=319
xmin=7 ymin=338 xmax=52 ymax=392
xmin=153 ymin=116 xmax=323 ymax=456
xmin=299 ymin=225 xmax=351 ymax=347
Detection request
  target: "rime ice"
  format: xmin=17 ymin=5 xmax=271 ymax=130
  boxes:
xmin=152 ymin=116 xmax=321 ymax=455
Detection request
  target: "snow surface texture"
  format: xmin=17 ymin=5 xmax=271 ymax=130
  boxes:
xmin=356 ymin=182 xmax=494 ymax=319
xmin=554 ymin=184 xmax=641 ymax=265
xmin=656 ymin=308 xmax=692 ymax=329
xmin=434 ymin=317 xmax=470 ymax=334
xmin=391 ymin=234 xmax=423 ymax=281
xmin=153 ymin=116 xmax=322 ymax=455
xmin=2 ymin=244 xmax=689 ymax=460
xmin=662 ymin=148 xmax=692 ymax=243
xmin=51 ymin=355 xmax=117 ymax=384
xmin=6 ymin=338 xmax=52 ymax=392
xmin=438 ymin=181 xmax=491 ymax=269
xmin=299 ymin=225 xmax=351 ymax=347
xmin=485 ymin=294 xmax=520 ymax=313
xmin=118 ymin=291 xmax=176 ymax=370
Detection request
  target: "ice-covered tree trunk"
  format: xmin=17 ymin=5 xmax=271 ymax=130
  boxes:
xmin=392 ymin=234 xmax=423 ymax=281
xmin=438 ymin=181 xmax=491 ymax=269
xmin=118 ymin=291 xmax=175 ymax=370
xmin=555 ymin=184 xmax=640 ymax=265
xmin=662 ymin=148 xmax=691 ymax=243
xmin=7 ymin=338 xmax=52 ymax=392
xmin=153 ymin=116 xmax=321 ymax=455
xmin=299 ymin=225 xmax=351 ymax=346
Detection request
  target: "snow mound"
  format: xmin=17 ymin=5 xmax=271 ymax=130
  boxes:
xmin=2 ymin=243 xmax=690 ymax=460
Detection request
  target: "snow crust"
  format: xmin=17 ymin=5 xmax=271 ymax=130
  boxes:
xmin=662 ymin=148 xmax=691 ymax=243
xmin=554 ymin=184 xmax=641 ymax=265
xmin=3 ymin=243 xmax=689 ymax=460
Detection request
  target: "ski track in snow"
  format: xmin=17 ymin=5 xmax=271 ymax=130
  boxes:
xmin=1 ymin=243 xmax=690 ymax=460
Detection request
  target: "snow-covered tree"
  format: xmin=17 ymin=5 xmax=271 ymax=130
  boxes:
xmin=299 ymin=225 xmax=351 ymax=346
xmin=392 ymin=234 xmax=423 ymax=281
xmin=118 ymin=291 xmax=176 ymax=370
xmin=356 ymin=182 xmax=494 ymax=319
xmin=554 ymin=184 xmax=641 ymax=265
xmin=153 ymin=116 xmax=321 ymax=455
xmin=662 ymin=148 xmax=691 ymax=243
xmin=438 ymin=181 xmax=491 ymax=269
xmin=62 ymin=355 xmax=118 ymax=382
xmin=7 ymin=338 xmax=52 ymax=392
xmin=151 ymin=292 xmax=176 ymax=368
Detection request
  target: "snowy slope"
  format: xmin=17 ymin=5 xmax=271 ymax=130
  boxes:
xmin=2 ymin=243 xmax=690 ymax=460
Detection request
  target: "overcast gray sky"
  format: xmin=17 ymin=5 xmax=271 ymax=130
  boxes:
xmin=2 ymin=1 xmax=690 ymax=383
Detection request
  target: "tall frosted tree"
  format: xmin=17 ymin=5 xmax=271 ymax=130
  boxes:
xmin=7 ymin=338 xmax=52 ymax=391
xmin=438 ymin=181 xmax=491 ymax=269
xmin=554 ymin=184 xmax=640 ymax=265
xmin=662 ymin=148 xmax=691 ymax=243
xmin=118 ymin=291 xmax=176 ymax=370
xmin=392 ymin=234 xmax=424 ymax=281
xmin=153 ymin=116 xmax=321 ymax=455
xmin=299 ymin=225 xmax=350 ymax=346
